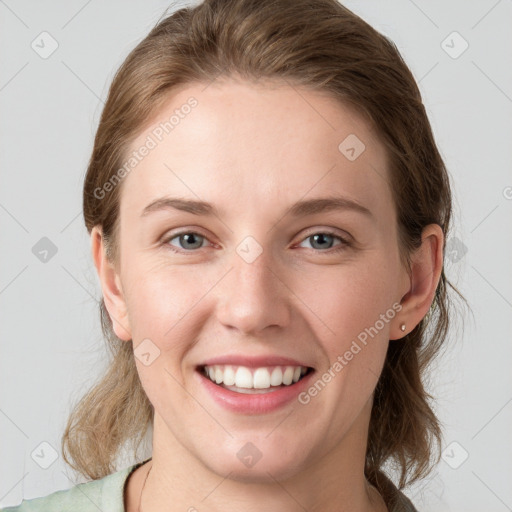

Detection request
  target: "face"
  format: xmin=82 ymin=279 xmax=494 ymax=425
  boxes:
xmin=102 ymin=77 xmax=411 ymax=482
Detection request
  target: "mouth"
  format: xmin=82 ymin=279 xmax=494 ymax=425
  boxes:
xmin=195 ymin=363 xmax=316 ymax=414
xmin=196 ymin=364 xmax=315 ymax=394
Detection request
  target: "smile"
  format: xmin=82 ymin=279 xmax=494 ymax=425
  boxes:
xmin=201 ymin=364 xmax=311 ymax=392
xmin=195 ymin=364 xmax=316 ymax=414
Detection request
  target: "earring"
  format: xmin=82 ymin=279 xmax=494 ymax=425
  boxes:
xmin=400 ymin=323 xmax=406 ymax=332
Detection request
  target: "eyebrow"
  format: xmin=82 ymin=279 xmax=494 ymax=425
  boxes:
xmin=141 ymin=195 xmax=373 ymax=219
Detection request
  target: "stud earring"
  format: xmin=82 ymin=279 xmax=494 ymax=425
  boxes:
xmin=400 ymin=323 xmax=406 ymax=332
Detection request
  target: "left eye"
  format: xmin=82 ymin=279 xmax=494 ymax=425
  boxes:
xmin=163 ymin=230 xmax=350 ymax=254
xmin=297 ymin=231 xmax=349 ymax=252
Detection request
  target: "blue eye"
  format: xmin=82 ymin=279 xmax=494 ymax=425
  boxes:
xmin=166 ymin=232 xmax=208 ymax=251
xmin=298 ymin=231 xmax=349 ymax=252
xmin=162 ymin=230 xmax=350 ymax=254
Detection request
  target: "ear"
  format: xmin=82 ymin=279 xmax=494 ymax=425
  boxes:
xmin=390 ymin=223 xmax=444 ymax=340
xmin=90 ymin=225 xmax=132 ymax=341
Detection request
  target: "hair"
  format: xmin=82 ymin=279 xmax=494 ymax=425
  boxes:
xmin=63 ymin=0 xmax=464 ymax=501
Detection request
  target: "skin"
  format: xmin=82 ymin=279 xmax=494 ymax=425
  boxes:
xmin=91 ymin=77 xmax=444 ymax=512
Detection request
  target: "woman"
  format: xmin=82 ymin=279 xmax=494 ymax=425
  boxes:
xmin=2 ymin=0 xmax=461 ymax=510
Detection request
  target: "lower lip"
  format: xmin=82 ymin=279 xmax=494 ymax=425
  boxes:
xmin=195 ymin=368 xmax=316 ymax=414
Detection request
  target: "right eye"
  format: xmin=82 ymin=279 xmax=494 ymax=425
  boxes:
xmin=163 ymin=231 xmax=212 ymax=253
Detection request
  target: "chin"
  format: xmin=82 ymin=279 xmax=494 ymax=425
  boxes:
xmin=201 ymin=449 xmax=307 ymax=484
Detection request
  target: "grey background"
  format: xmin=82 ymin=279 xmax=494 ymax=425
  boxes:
xmin=1 ymin=1 xmax=511 ymax=510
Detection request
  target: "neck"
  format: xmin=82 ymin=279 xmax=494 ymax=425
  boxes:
xmin=140 ymin=403 xmax=387 ymax=512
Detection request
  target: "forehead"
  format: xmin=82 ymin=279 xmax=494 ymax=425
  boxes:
xmin=119 ymin=78 xmax=393 ymax=223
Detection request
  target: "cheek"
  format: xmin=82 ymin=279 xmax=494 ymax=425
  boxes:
xmin=123 ymin=262 xmax=214 ymax=404
xmin=302 ymin=265 xmax=395 ymax=404
xmin=301 ymin=259 xmax=397 ymax=341
xmin=122 ymin=257 xmax=216 ymax=346
xmin=301 ymin=260 xmax=398 ymax=401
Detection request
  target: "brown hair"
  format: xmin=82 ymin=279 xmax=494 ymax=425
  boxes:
xmin=63 ymin=0 xmax=463 ymax=496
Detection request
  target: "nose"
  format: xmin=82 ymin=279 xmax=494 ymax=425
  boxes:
xmin=214 ymin=243 xmax=292 ymax=336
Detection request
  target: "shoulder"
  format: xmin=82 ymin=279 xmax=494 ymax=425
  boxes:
xmin=1 ymin=460 xmax=148 ymax=512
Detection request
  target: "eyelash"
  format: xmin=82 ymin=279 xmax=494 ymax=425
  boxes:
xmin=161 ymin=229 xmax=352 ymax=255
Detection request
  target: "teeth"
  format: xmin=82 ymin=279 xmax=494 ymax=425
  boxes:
xmin=223 ymin=365 xmax=236 ymax=386
xmin=270 ymin=367 xmax=283 ymax=386
xmin=202 ymin=364 xmax=309 ymax=389
xmin=282 ymin=366 xmax=294 ymax=385
xmin=253 ymin=368 xmax=270 ymax=389
xmin=235 ymin=367 xmax=253 ymax=388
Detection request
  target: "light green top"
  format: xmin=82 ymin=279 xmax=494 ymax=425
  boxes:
xmin=1 ymin=460 xmax=418 ymax=511
xmin=1 ymin=459 xmax=149 ymax=512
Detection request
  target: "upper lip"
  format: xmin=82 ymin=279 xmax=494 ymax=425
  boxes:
xmin=198 ymin=355 xmax=314 ymax=369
